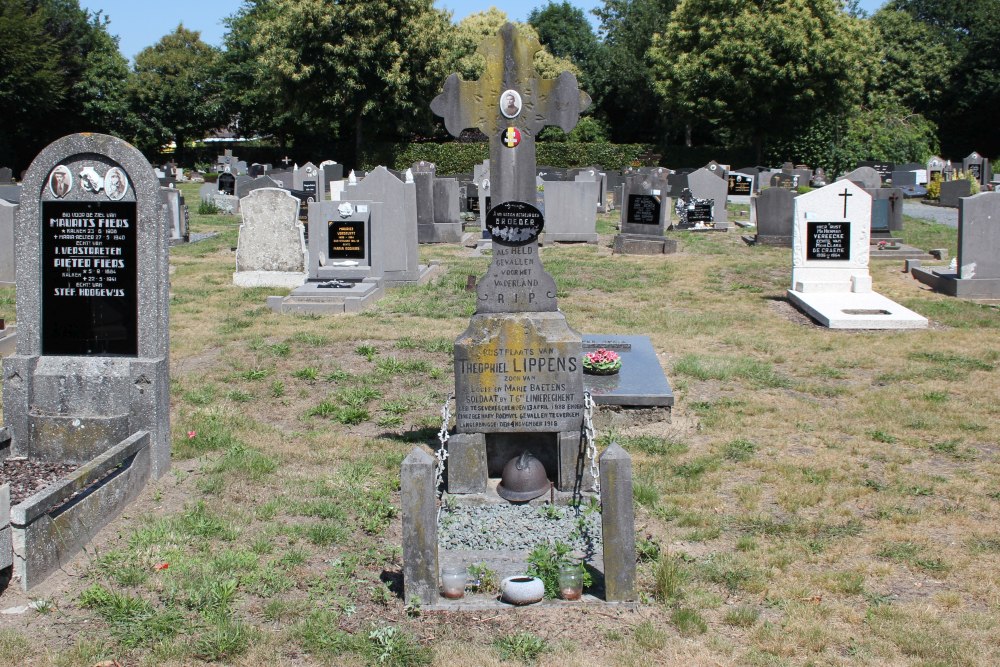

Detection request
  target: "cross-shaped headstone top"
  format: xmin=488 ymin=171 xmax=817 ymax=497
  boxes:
xmin=430 ymin=23 xmax=590 ymax=138
xmin=430 ymin=23 xmax=590 ymax=206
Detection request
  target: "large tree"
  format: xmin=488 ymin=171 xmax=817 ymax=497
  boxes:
xmin=649 ymin=0 xmax=875 ymax=162
xmin=236 ymin=0 xmax=454 ymax=165
xmin=874 ymin=0 xmax=1000 ymax=156
xmin=593 ymin=0 xmax=678 ymax=144
xmin=0 ymin=1 xmax=131 ymax=170
xmin=131 ymin=25 xmax=223 ymax=159
xmin=528 ymin=2 xmax=603 ymax=95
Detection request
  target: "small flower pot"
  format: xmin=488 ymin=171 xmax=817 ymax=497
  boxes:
xmin=500 ymin=576 xmax=545 ymax=605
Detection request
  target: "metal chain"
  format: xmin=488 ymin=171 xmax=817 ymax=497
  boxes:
xmin=583 ymin=391 xmax=599 ymax=493
xmin=435 ymin=394 xmax=454 ymax=499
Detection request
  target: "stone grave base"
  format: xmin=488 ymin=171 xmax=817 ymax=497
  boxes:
xmin=10 ymin=431 xmax=151 ymax=590
xmin=911 ymin=266 xmax=1000 ymax=299
xmin=673 ymin=222 xmax=732 ymax=232
xmin=233 ymin=270 xmax=307 ymax=289
xmin=543 ymin=232 xmax=599 ymax=244
xmin=382 ymin=262 xmax=445 ymax=288
xmin=0 ymin=325 xmax=15 ymax=357
xmin=418 ymin=222 xmax=464 ymax=244
xmin=581 ymin=334 xmax=673 ymax=408
xmin=869 ymin=243 xmax=935 ymax=261
xmin=426 ymin=548 xmax=631 ymax=611
xmin=612 ymin=234 xmax=677 ymax=255
xmin=744 ymin=234 xmax=792 ymax=247
xmin=787 ymin=289 xmax=929 ymax=329
xmin=267 ymin=279 xmax=384 ymax=315
xmin=0 ymin=483 xmax=10 ymax=571
xmin=168 ymin=236 xmax=190 ymax=247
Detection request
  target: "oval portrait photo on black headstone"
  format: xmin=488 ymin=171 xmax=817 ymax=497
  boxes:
xmin=486 ymin=200 xmax=544 ymax=246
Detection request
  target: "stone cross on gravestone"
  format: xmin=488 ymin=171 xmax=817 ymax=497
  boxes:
xmin=430 ymin=23 xmax=590 ymax=207
xmin=281 ymin=156 xmax=292 ymax=167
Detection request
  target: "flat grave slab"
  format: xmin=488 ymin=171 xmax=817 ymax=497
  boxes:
xmin=787 ymin=291 xmax=928 ymax=329
xmin=582 ymin=334 xmax=673 ymax=407
xmin=267 ymin=280 xmax=383 ymax=314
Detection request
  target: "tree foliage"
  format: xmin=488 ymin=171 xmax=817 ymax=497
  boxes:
xmin=649 ymin=0 xmax=875 ymax=162
xmin=528 ymin=2 xmax=603 ymax=94
xmin=593 ymin=0 xmax=678 ymax=143
xmin=131 ymin=25 xmax=223 ymax=156
xmin=238 ymin=0 xmax=454 ymax=163
xmin=0 ymin=0 xmax=130 ymax=169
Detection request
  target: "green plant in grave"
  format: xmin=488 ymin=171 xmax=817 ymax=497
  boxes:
xmin=526 ymin=541 xmax=591 ymax=599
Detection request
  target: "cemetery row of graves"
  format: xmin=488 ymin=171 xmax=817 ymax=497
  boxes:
xmin=0 ymin=25 xmax=997 ymax=666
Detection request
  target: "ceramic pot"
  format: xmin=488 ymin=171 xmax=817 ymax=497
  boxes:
xmin=500 ymin=576 xmax=545 ymax=605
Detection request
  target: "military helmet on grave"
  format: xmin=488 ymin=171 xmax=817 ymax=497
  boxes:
xmin=497 ymin=451 xmax=550 ymax=502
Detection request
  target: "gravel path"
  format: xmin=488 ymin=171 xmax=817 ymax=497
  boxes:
xmin=903 ymin=200 xmax=958 ymax=228
xmin=1 ymin=457 xmax=78 ymax=505
xmin=439 ymin=502 xmax=602 ymax=554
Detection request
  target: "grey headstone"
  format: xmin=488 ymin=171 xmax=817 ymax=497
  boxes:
xmin=307 ymin=199 xmax=381 ymax=282
xmin=688 ymin=167 xmax=728 ymax=222
xmin=3 ymin=132 xmax=170 ymax=479
xmin=865 ymin=188 xmax=904 ymax=235
xmin=433 ymin=178 xmax=460 ymax=225
xmin=401 ymin=447 xmax=439 ymax=606
xmin=752 ymin=187 xmax=795 ymax=246
xmin=940 ymin=180 xmax=972 ymax=207
xmin=198 ymin=182 xmax=216 ymax=203
xmin=412 ymin=161 xmax=435 ymax=227
xmin=621 ymin=168 xmax=670 ymax=236
xmin=543 ymin=180 xmax=599 ymax=242
xmin=0 ymin=201 xmax=15 ymax=285
xmin=958 ymin=192 xmax=1000 ymax=280
xmin=600 ymin=442 xmax=636 ymax=601
xmin=268 ymin=170 xmax=293 ymax=189
xmin=962 ymin=152 xmax=990 ymax=187
xmin=0 ymin=167 xmax=12 ymax=183
xmin=161 ymin=187 xmax=186 ymax=242
xmin=236 ymin=188 xmax=306 ymax=273
xmin=345 ymin=166 xmax=420 ymax=283
xmin=891 ymin=171 xmax=916 ymax=186
xmin=841 ymin=166 xmax=881 ymax=190
xmin=446 ymin=433 xmax=487 ymax=494
xmin=0 ymin=184 xmax=22 ymax=204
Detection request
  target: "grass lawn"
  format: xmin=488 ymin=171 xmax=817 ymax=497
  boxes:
xmin=0 ymin=184 xmax=998 ymax=666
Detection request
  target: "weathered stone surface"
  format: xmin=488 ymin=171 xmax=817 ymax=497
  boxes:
xmin=752 ymin=187 xmax=795 ymax=246
xmin=3 ymin=133 xmax=170 ymax=479
xmin=0 ymin=200 xmax=14 ymax=285
xmin=958 ymin=192 xmax=1000 ymax=281
xmin=543 ymin=181 xmax=598 ymax=243
xmin=621 ymin=169 xmax=670 ymax=236
xmin=687 ymin=167 xmax=728 ymax=222
xmin=612 ymin=234 xmax=677 ymax=255
xmin=11 ymin=432 xmax=150 ymax=590
xmin=475 ymin=242 xmax=557 ymax=313
xmin=842 ymin=166 xmax=882 ymax=190
xmin=430 ymin=23 xmax=590 ymax=207
xmin=401 ymin=447 xmax=439 ymax=606
xmin=446 ymin=433 xmax=487 ymax=494
xmin=0 ymin=483 xmax=10 ymax=570
xmin=235 ymin=188 xmax=306 ymax=274
xmin=455 ymin=312 xmax=583 ymax=434
xmin=600 ymin=443 xmax=636 ymax=601
xmin=345 ymin=166 xmax=420 ymax=283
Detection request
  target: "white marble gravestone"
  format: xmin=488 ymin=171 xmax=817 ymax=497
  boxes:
xmin=787 ymin=180 xmax=927 ymax=329
xmin=233 ymin=188 xmax=307 ymax=288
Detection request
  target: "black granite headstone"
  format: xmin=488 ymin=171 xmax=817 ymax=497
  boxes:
xmin=807 ymin=222 xmax=850 ymax=260
xmin=328 ymin=220 xmax=366 ymax=259
xmin=41 ymin=200 xmax=138 ymax=355
xmin=218 ymin=172 xmax=236 ymax=195
xmin=627 ymin=194 xmax=660 ymax=225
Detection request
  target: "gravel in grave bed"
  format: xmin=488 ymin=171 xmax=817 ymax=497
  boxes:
xmin=1 ymin=458 xmax=79 ymax=506
xmin=438 ymin=503 xmax=603 ymax=552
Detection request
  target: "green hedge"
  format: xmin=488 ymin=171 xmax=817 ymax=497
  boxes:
xmin=363 ymin=142 xmax=654 ymax=175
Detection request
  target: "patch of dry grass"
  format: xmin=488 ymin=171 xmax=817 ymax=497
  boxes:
xmin=0 ymin=194 xmax=998 ymax=665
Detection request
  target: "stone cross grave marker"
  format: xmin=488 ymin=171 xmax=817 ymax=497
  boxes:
xmin=432 ymin=24 xmax=591 ymax=492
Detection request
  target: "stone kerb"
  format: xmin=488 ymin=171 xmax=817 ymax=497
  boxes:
xmin=3 ymin=133 xmax=170 ymax=479
xmin=234 ymin=188 xmax=307 ymax=289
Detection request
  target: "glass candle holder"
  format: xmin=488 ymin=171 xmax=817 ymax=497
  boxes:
xmin=558 ymin=563 xmax=584 ymax=600
xmin=440 ymin=564 xmax=467 ymax=599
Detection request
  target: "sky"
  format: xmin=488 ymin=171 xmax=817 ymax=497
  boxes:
xmin=80 ymin=0 xmax=887 ymax=62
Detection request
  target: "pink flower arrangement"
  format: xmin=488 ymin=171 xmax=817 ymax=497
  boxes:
xmin=583 ymin=348 xmax=622 ymax=374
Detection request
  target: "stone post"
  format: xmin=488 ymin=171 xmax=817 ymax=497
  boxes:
xmin=401 ymin=447 xmax=439 ymax=606
xmin=600 ymin=442 xmax=636 ymax=601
